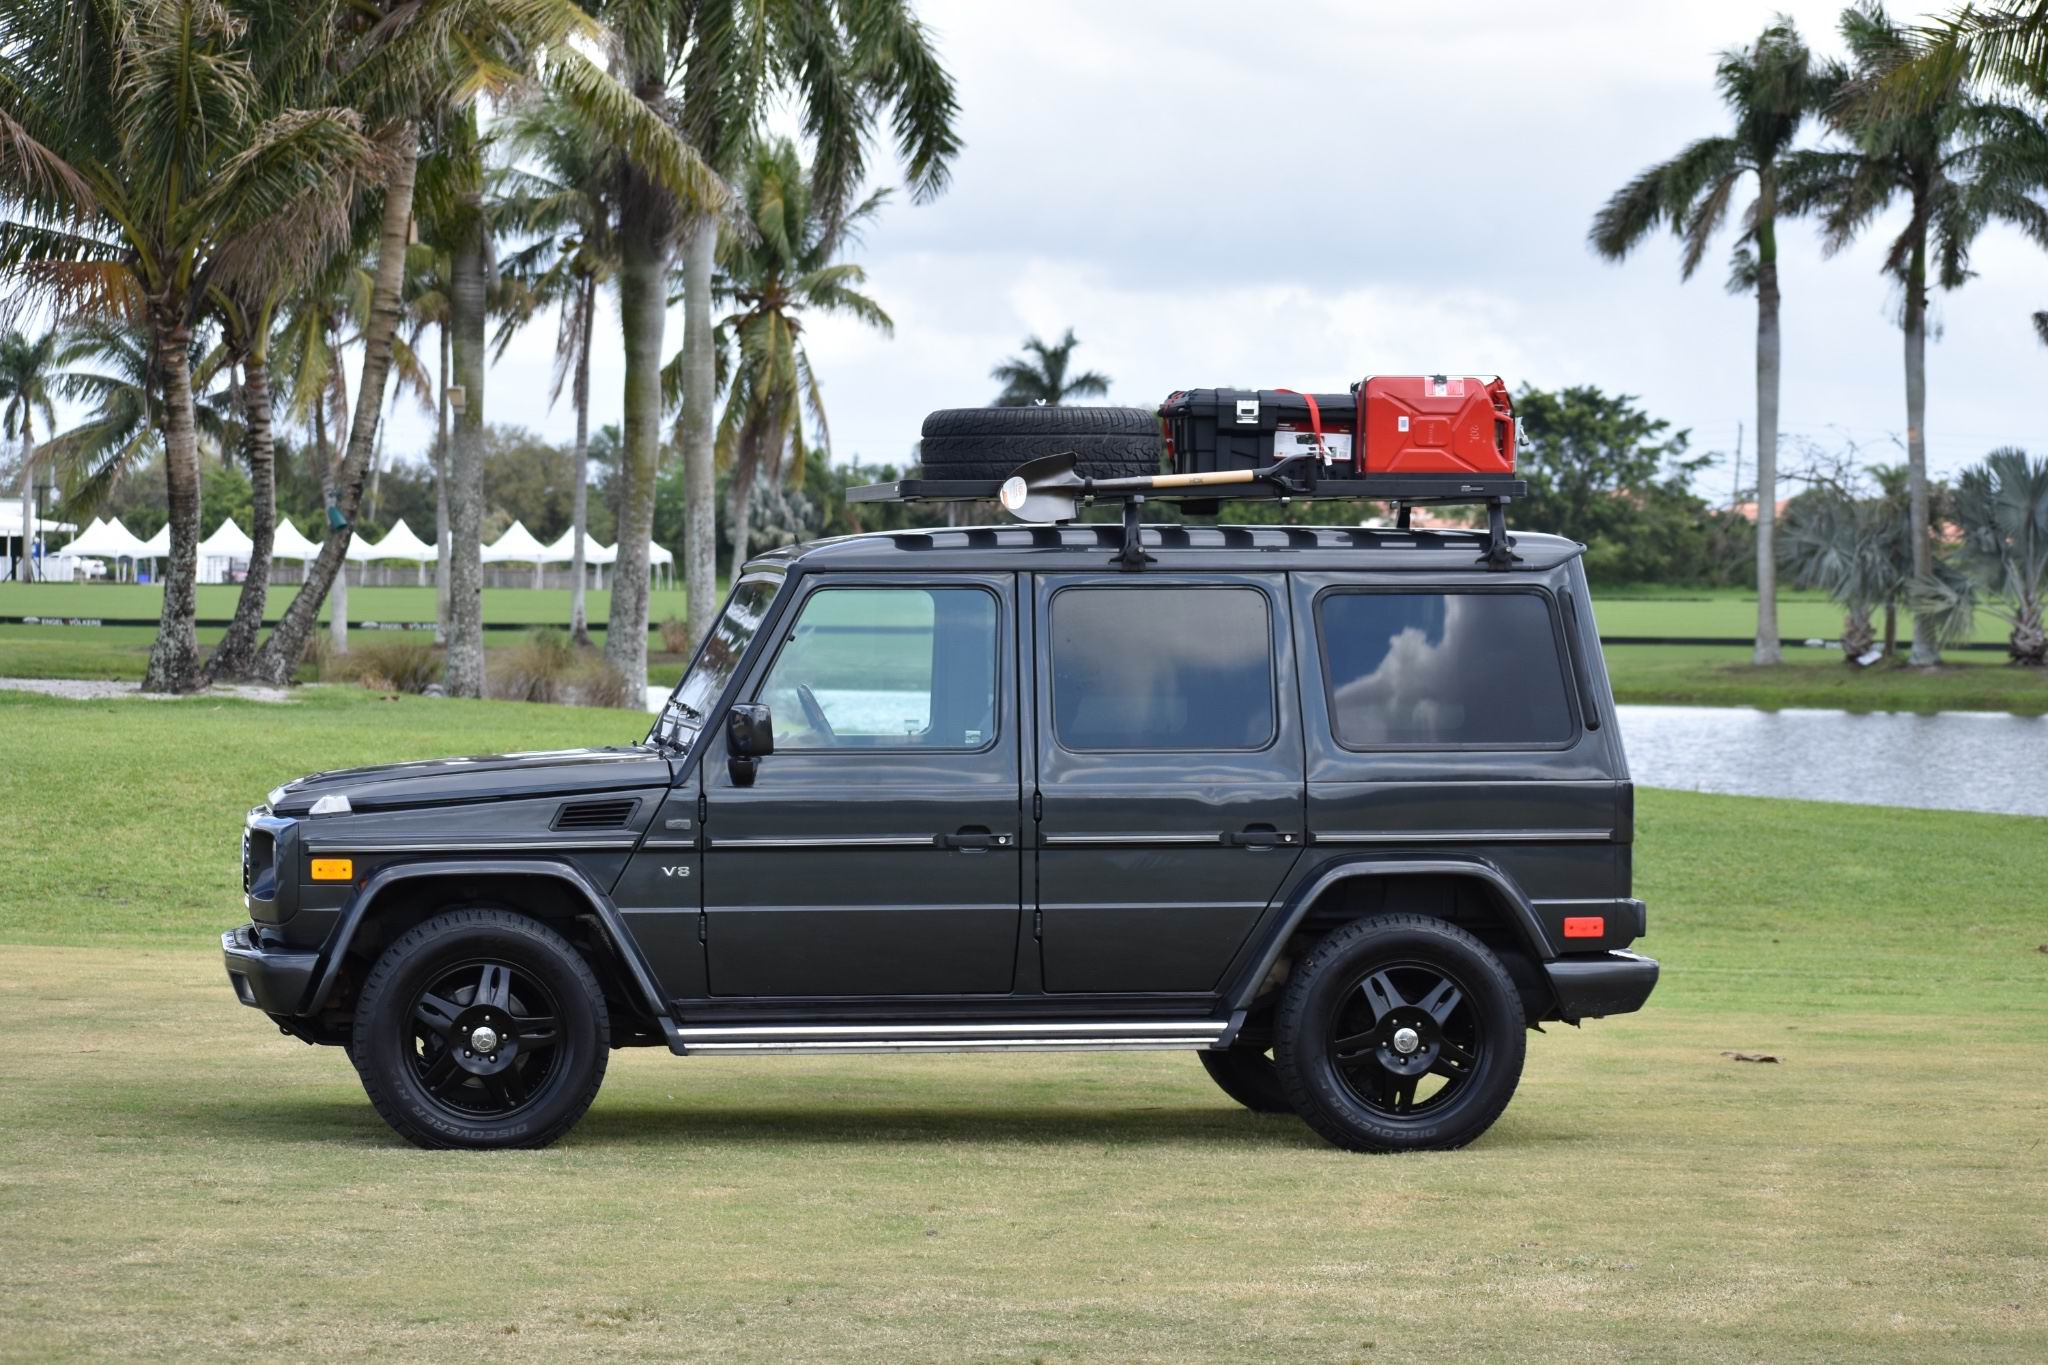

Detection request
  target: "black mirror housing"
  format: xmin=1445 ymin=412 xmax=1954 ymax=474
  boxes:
xmin=727 ymin=703 xmax=773 ymax=787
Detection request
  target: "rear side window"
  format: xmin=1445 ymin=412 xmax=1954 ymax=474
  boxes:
xmin=1050 ymin=586 xmax=1274 ymax=751
xmin=1317 ymin=591 xmax=1575 ymax=748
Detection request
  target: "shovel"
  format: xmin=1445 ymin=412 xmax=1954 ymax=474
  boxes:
xmin=997 ymin=452 xmax=1315 ymax=523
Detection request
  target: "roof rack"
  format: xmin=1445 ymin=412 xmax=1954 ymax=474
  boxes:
xmin=848 ymin=461 xmax=1529 ymax=572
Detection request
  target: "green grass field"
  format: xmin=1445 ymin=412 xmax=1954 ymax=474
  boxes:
xmin=1 ymin=688 xmax=2043 ymax=1360
xmin=0 ymin=579 xmax=701 ymax=626
xmin=1604 ymin=644 xmax=2048 ymax=715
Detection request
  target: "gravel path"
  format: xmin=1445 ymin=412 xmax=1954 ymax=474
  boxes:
xmin=0 ymin=677 xmax=295 ymax=703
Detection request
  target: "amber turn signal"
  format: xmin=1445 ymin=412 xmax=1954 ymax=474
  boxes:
xmin=309 ymin=858 xmax=354 ymax=882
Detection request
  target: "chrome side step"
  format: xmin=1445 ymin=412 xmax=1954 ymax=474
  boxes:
xmin=665 ymin=1019 xmax=1230 ymax=1056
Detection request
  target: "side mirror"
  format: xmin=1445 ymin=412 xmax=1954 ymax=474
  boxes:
xmin=726 ymin=703 xmax=773 ymax=786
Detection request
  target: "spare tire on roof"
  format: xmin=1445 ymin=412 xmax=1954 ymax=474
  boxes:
xmin=917 ymin=406 xmax=1165 ymax=482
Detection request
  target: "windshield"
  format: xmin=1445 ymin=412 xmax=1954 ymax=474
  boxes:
xmin=649 ymin=576 xmax=781 ymax=750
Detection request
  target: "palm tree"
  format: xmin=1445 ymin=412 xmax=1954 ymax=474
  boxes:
xmin=497 ymin=91 xmax=621 ymax=646
xmin=43 ymin=319 xmax=226 ymax=507
xmin=271 ymin=257 xmax=365 ymax=656
xmin=1779 ymin=482 xmax=1912 ymax=662
xmin=598 ymin=0 xmax=959 ymax=691
xmin=0 ymin=329 xmax=61 ymax=581
xmin=1590 ymin=18 xmax=1829 ymax=668
xmin=1893 ymin=2 xmax=2048 ymax=100
xmin=706 ymin=138 xmax=892 ymax=576
xmin=2035 ymin=310 xmax=2048 ymax=346
xmin=990 ymin=328 xmax=1112 ymax=407
xmin=1911 ymin=448 xmax=2048 ymax=664
xmin=0 ymin=0 xmax=382 ymax=691
xmin=1791 ymin=4 xmax=2048 ymax=667
xmin=241 ymin=0 xmax=708 ymax=687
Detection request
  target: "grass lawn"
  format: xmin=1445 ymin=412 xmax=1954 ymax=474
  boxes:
xmin=1603 ymin=644 xmax=2048 ymax=716
xmin=0 ymin=579 xmax=703 ymax=626
xmin=1 ymin=689 xmax=2044 ymax=1360
xmin=1590 ymin=585 xmax=2009 ymax=645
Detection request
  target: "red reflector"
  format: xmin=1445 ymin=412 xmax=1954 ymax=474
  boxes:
xmin=1563 ymin=916 xmax=1605 ymax=939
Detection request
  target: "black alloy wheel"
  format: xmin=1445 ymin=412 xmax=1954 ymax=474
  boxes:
xmin=352 ymin=908 xmax=610 ymax=1150
xmin=1275 ymin=914 xmax=1526 ymax=1152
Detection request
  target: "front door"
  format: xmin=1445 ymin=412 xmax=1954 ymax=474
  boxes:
xmin=1033 ymin=574 xmax=1306 ymax=993
xmin=701 ymin=575 xmax=1022 ymax=996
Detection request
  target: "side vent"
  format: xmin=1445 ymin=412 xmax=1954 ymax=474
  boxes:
xmin=552 ymin=798 xmax=638 ymax=832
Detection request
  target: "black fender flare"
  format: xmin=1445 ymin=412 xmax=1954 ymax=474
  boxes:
xmin=1227 ymin=854 xmax=1555 ymax=1010
xmin=303 ymin=858 xmax=670 ymax=1022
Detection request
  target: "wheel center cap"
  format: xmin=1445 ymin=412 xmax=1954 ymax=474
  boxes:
xmin=469 ymin=1025 xmax=500 ymax=1054
xmin=1391 ymin=1026 xmax=1421 ymax=1055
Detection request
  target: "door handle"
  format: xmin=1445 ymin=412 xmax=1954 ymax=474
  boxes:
xmin=1223 ymin=826 xmax=1299 ymax=849
xmin=940 ymin=828 xmax=1012 ymax=851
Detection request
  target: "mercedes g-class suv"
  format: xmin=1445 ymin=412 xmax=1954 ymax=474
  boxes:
xmin=223 ymin=521 xmax=1657 ymax=1151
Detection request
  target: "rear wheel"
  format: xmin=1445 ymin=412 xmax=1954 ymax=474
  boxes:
xmin=1275 ymin=914 xmax=1525 ymax=1152
xmin=351 ymin=908 xmax=609 ymax=1150
xmin=918 ymin=406 xmax=1164 ymax=481
xmin=1199 ymin=1047 xmax=1293 ymax=1114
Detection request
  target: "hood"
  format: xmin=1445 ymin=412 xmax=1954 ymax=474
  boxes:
xmin=268 ymin=746 xmax=674 ymax=816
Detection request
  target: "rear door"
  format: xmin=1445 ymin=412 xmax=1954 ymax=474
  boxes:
xmin=700 ymin=574 xmax=1023 ymax=996
xmin=1032 ymin=574 xmax=1305 ymax=993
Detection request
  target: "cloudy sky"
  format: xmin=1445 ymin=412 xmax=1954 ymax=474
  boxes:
xmin=389 ymin=0 xmax=2048 ymax=496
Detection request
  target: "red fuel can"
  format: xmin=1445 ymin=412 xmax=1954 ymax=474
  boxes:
xmin=1357 ymin=375 xmax=1516 ymax=476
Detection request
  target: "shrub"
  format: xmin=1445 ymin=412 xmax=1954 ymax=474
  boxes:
xmin=657 ymin=616 xmax=692 ymax=653
xmin=491 ymin=629 xmax=577 ymax=703
xmin=575 ymin=655 xmax=643 ymax=711
xmin=320 ymin=634 xmax=442 ymax=693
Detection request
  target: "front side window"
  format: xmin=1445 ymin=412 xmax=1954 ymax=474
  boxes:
xmin=758 ymin=586 xmax=998 ymax=749
xmin=1050 ymin=586 xmax=1275 ymax=751
xmin=1318 ymin=591 xmax=1575 ymax=748
xmin=653 ymin=576 xmax=779 ymax=747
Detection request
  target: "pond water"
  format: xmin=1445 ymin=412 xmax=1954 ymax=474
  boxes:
xmin=1616 ymin=704 xmax=2048 ymax=818
xmin=647 ymin=686 xmax=2048 ymax=819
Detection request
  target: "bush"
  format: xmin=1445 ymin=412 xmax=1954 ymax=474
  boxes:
xmin=574 ymin=655 xmax=643 ymax=711
xmin=490 ymin=629 xmax=577 ymax=704
xmin=657 ymin=615 xmax=692 ymax=654
xmin=320 ymin=634 xmax=442 ymax=693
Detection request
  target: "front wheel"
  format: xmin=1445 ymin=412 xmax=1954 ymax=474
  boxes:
xmin=351 ymin=908 xmax=610 ymax=1150
xmin=1274 ymin=915 xmax=1525 ymax=1152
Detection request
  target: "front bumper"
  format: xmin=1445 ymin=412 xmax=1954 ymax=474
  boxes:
xmin=1544 ymin=950 xmax=1659 ymax=1021
xmin=222 ymin=924 xmax=318 ymax=1016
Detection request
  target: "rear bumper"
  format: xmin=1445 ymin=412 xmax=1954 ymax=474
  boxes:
xmin=221 ymin=924 xmax=318 ymax=1016
xmin=1544 ymin=950 xmax=1659 ymax=1021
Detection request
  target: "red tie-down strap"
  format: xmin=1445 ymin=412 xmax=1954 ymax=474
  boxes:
xmin=1270 ymin=389 xmax=1332 ymax=466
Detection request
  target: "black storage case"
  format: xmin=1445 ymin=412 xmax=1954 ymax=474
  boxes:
xmin=1160 ymin=388 xmax=1355 ymax=473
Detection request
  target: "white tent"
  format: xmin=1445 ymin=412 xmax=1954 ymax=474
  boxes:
xmin=53 ymin=517 xmax=121 ymax=581
xmin=271 ymin=518 xmax=320 ymax=560
xmin=538 ymin=527 xmax=616 ymax=590
xmin=137 ymin=523 xmax=170 ymax=581
xmin=359 ymin=518 xmax=436 ymax=584
xmin=0 ymin=506 xmax=76 ymax=534
xmin=196 ymin=519 xmax=254 ymax=585
xmin=483 ymin=519 xmax=551 ymax=587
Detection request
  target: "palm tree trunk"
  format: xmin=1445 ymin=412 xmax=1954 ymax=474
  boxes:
xmin=15 ymin=432 xmax=33 ymax=583
xmin=319 ymin=393 xmax=348 ymax=656
xmin=604 ymin=164 xmax=667 ymax=693
xmin=570 ymin=273 xmax=593 ymax=647
xmin=434 ymin=320 xmax=451 ymax=646
xmin=444 ymin=203 xmax=489 ymax=699
xmin=680 ymin=210 xmax=718 ymax=650
xmin=1884 ymin=600 xmax=1898 ymax=659
xmin=142 ymin=320 xmax=203 ymax=693
xmin=1751 ymin=195 xmax=1782 ymax=666
xmin=729 ymin=468 xmax=754 ymax=581
xmin=248 ymin=127 xmax=418 ymax=686
xmin=207 ymin=352 xmax=277 ymax=679
xmin=1903 ymin=227 xmax=1939 ymax=666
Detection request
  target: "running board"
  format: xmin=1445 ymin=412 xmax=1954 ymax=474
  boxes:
xmin=662 ymin=1019 xmax=1230 ymax=1057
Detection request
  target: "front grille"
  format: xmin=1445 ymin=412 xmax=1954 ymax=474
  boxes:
xmin=553 ymin=798 xmax=638 ymax=831
xmin=241 ymin=829 xmax=252 ymax=893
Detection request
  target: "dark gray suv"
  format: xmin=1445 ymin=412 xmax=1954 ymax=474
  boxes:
xmin=223 ymin=521 xmax=1656 ymax=1151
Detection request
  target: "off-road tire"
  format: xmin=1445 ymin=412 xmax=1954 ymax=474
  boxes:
xmin=1274 ymin=914 xmax=1525 ymax=1153
xmin=1199 ymin=1047 xmax=1293 ymax=1114
xmin=917 ymin=406 xmax=1164 ymax=481
xmin=352 ymin=908 xmax=610 ymax=1150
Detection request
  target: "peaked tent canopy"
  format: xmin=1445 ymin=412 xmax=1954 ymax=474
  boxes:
xmin=197 ymin=519 xmax=254 ymax=558
xmin=539 ymin=528 xmax=617 ymax=566
xmin=360 ymin=518 xmax=435 ymax=563
xmin=647 ymin=541 xmax=674 ymax=567
xmin=481 ymin=520 xmax=550 ymax=564
xmin=270 ymin=519 xmax=320 ymax=560
xmin=138 ymin=523 xmax=170 ymax=557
